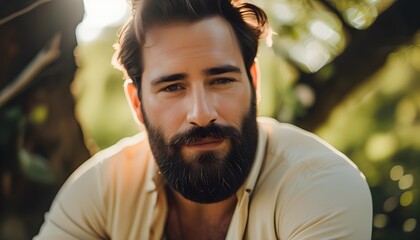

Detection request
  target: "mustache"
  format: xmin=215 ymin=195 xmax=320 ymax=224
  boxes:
xmin=169 ymin=123 xmax=241 ymax=148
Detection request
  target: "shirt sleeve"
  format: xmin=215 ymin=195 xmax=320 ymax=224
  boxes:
xmin=34 ymin=159 xmax=108 ymax=240
xmin=276 ymin=158 xmax=373 ymax=240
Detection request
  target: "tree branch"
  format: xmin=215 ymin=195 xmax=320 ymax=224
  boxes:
xmin=0 ymin=33 xmax=61 ymax=107
xmin=294 ymin=0 xmax=420 ymax=131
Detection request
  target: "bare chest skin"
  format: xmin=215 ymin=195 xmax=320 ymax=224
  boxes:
xmin=165 ymin=207 xmax=233 ymax=240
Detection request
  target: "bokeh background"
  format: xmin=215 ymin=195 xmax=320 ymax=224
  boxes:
xmin=1 ymin=0 xmax=419 ymax=239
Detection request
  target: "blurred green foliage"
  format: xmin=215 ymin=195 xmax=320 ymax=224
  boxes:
xmin=18 ymin=148 xmax=55 ymax=184
xmin=317 ymin=38 xmax=420 ymax=239
xmin=73 ymin=30 xmax=139 ymax=150
xmin=0 ymin=106 xmax=22 ymax=146
xmin=0 ymin=104 xmax=56 ymax=184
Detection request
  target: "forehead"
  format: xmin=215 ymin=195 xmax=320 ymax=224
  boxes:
xmin=141 ymin=16 xmax=244 ymax=80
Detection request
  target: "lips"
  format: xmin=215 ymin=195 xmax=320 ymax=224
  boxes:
xmin=185 ymin=137 xmax=225 ymax=151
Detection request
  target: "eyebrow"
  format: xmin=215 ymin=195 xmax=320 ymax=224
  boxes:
xmin=151 ymin=64 xmax=241 ymax=86
xmin=151 ymin=73 xmax=187 ymax=85
xmin=204 ymin=64 xmax=242 ymax=76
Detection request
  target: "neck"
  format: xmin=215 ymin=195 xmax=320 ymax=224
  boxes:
xmin=166 ymin=188 xmax=237 ymax=239
xmin=169 ymin=188 xmax=237 ymax=222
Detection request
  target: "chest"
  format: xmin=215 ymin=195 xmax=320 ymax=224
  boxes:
xmin=165 ymin=209 xmax=232 ymax=240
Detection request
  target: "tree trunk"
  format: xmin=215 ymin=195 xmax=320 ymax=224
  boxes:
xmin=0 ymin=0 xmax=90 ymax=239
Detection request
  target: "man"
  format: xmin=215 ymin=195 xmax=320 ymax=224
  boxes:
xmin=35 ymin=0 xmax=372 ymax=239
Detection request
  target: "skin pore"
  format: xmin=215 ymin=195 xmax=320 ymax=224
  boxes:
xmin=125 ymin=16 xmax=259 ymax=239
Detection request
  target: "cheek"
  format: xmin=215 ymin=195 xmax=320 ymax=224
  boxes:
xmin=216 ymin=86 xmax=252 ymax=126
xmin=143 ymin=97 xmax=187 ymax=139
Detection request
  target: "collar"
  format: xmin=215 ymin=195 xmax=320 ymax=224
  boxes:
xmin=236 ymin=118 xmax=268 ymax=199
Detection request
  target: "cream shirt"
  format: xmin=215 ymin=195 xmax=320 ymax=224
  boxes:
xmin=35 ymin=117 xmax=372 ymax=239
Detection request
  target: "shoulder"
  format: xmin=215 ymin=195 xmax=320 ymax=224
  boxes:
xmin=60 ymin=132 xmax=154 ymax=206
xmin=36 ymin=133 xmax=153 ymax=239
xmin=257 ymin=117 xmax=361 ymax=178
xmin=67 ymin=132 xmax=150 ymax=184
xmin=253 ymin=117 xmax=372 ymax=239
xmin=53 ymin=131 xmax=152 ymax=207
xmin=255 ymin=117 xmax=368 ymax=196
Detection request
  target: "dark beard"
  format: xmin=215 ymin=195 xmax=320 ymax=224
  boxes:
xmin=143 ymin=99 xmax=258 ymax=204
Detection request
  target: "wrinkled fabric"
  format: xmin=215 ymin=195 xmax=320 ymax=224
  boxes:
xmin=35 ymin=117 xmax=372 ymax=240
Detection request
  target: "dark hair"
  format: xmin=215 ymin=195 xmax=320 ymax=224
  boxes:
xmin=113 ymin=0 xmax=268 ymax=92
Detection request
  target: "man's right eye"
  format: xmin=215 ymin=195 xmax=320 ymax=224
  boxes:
xmin=162 ymin=84 xmax=183 ymax=92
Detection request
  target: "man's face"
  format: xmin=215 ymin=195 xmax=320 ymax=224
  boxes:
xmin=139 ymin=16 xmax=258 ymax=203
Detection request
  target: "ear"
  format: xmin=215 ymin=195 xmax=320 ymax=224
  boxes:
xmin=250 ymin=59 xmax=261 ymax=103
xmin=124 ymin=79 xmax=144 ymax=125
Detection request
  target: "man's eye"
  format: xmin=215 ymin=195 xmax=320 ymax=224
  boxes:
xmin=213 ymin=78 xmax=234 ymax=85
xmin=162 ymin=84 xmax=182 ymax=92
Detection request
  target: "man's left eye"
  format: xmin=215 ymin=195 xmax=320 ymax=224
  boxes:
xmin=213 ymin=78 xmax=234 ymax=85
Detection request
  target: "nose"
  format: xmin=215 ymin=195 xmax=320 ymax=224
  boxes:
xmin=186 ymin=87 xmax=218 ymax=126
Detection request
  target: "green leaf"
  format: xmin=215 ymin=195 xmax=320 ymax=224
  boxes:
xmin=18 ymin=148 xmax=55 ymax=184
